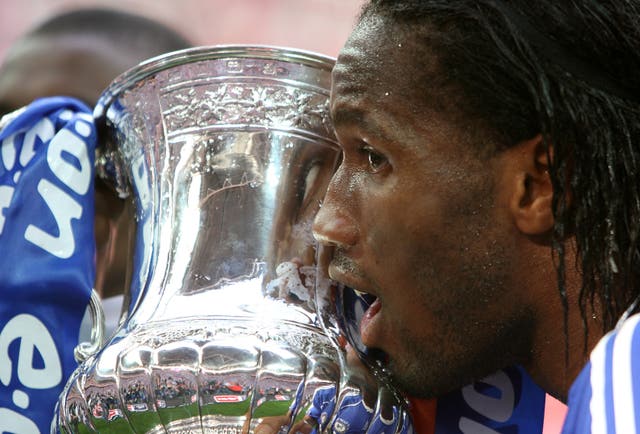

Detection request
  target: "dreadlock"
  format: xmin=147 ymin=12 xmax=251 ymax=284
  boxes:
xmin=361 ymin=0 xmax=640 ymax=344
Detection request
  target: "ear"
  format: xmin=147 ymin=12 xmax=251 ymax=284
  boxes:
xmin=509 ymin=134 xmax=554 ymax=236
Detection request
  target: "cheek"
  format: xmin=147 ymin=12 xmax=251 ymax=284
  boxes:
xmin=366 ymin=198 xmax=448 ymax=323
xmin=368 ymin=183 xmax=514 ymax=315
xmin=366 ymin=187 xmax=446 ymax=273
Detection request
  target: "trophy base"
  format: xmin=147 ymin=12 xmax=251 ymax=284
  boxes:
xmin=59 ymin=317 xmax=340 ymax=434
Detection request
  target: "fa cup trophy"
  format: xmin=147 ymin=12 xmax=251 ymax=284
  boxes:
xmin=56 ymin=46 xmax=411 ymax=434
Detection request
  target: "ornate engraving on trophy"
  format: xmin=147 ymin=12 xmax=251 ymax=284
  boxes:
xmin=160 ymin=82 xmax=331 ymax=137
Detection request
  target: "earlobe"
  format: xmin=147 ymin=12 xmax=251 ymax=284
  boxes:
xmin=509 ymin=134 xmax=554 ymax=236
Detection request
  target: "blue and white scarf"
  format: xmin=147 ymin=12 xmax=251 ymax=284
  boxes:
xmin=0 ymin=97 xmax=96 ymax=433
xmin=435 ymin=365 xmax=545 ymax=433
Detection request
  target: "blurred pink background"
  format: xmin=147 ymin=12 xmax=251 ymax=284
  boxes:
xmin=0 ymin=0 xmax=364 ymax=60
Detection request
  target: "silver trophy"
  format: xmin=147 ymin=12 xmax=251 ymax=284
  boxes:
xmin=56 ymin=46 xmax=411 ymax=434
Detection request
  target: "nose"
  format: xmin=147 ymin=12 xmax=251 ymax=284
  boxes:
xmin=312 ymin=179 xmax=359 ymax=248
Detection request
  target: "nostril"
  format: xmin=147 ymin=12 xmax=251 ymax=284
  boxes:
xmin=312 ymin=210 xmax=359 ymax=248
xmin=312 ymin=230 xmax=337 ymax=246
xmin=311 ymin=214 xmax=332 ymax=245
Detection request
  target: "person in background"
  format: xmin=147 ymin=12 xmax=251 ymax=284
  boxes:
xmin=0 ymin=9 xmax=191 ymax=431
xmin=0 ymin=7 xmax=191 ymax=114
xmin=0 ymin=7 xmax=192 ymax=333
xmin=312 ymin=0 xmax=640 ymax=432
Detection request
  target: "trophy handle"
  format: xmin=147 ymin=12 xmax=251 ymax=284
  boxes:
xmin=74 ymin=289 xmax=106 ymax=362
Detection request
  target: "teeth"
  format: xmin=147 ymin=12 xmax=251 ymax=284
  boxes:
xmin=353 ymin=288 xmax=368 ymax=296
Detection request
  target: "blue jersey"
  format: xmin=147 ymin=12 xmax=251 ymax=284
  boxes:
xmin=306 ymin=385 xmax=408 ymax=434
xmin=563 ymin=313 xmax=640 ymax=433
xmin=331 ymin=391 xmax=374 ymax=434
xmin=367 ymin=405 xmax=400 ymax=434
xmin=307 ymin=385 xmax=338 ymax=432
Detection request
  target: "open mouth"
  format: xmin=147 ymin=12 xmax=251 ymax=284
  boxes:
xmin=359 ymin=296 xmax=382 ymax=345
xmin=337 ymin=285 xmax=388 ymax=364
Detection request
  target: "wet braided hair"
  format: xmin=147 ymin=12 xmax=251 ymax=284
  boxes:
xmin=361 ymin=0 xmax=640 ymax=345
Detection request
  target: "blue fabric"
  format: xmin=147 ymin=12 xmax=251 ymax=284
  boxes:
xmin=367 ymin=405 xmax=400 ymax=434
xmin=331 ymin=391 xmax=374 ymax=434
xmin=304 ymin=385 xmax=409 ymax=434
xmin=0 ymin=97 xmax=96 ymax=433
xmin=563 ymin=313 xmax=640 ymax=433
xmin=562 ymin=362 xmax=591 ymax=433
xmin=435 ymin=365 xmax=546 ymax=434
xmin=307 ymin=385 xmax=338 ymax=433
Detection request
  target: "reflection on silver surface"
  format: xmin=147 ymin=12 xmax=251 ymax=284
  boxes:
xmin=56 ymin=45 xmax=410 ymax=433
xmin=75 ymin=289 xmax=106 ymax=363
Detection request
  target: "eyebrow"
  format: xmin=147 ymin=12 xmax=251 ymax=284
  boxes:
xmin=332 ymin=105 xmax=366 ymax=129
xmin=332 ymin=106 xmax=394 ymax=146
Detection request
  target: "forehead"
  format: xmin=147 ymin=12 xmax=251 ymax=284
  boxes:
xmin=334 ymin=15 xmax=426 ymax=96
xmin=331 ymin=14 xmax=500 ymax=161
xmin=332 ymin=14 xmax=442 ymax=126
xmin=332 ymin=15 xmax=449 ymax=145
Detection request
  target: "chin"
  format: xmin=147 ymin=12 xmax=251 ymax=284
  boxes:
xmin=388 ymin=358 xmax=475 ymax=399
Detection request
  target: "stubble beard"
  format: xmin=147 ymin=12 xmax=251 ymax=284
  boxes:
xmin=386 ymin=295 xmax=536 ymax=400
xmin=386 ymin=233 xmax=534 ymax=399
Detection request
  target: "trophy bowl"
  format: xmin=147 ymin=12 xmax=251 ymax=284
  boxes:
xmin=55 ymin=45 xmax=411 ymax=434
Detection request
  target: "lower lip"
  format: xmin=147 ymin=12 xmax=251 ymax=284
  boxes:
xmin=360 ymin=297 xmax=382 ymax=347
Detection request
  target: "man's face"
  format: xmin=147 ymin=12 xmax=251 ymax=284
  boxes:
xmin=313 ymin=15 xmax=535 ymax=397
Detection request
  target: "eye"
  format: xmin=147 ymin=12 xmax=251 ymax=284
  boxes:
xmin=362 ymin=146 xmax=388 ymax=173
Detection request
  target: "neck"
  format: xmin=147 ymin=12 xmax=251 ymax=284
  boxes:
xmin=520 ymin=245 xmax=605 ymax=402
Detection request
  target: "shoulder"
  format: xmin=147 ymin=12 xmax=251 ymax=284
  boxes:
xmin=564 ymin=313 xmax=640 ymax=433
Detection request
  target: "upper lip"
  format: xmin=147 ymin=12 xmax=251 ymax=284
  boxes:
xmin=327 ymin=251 xmax=378 ymax=297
